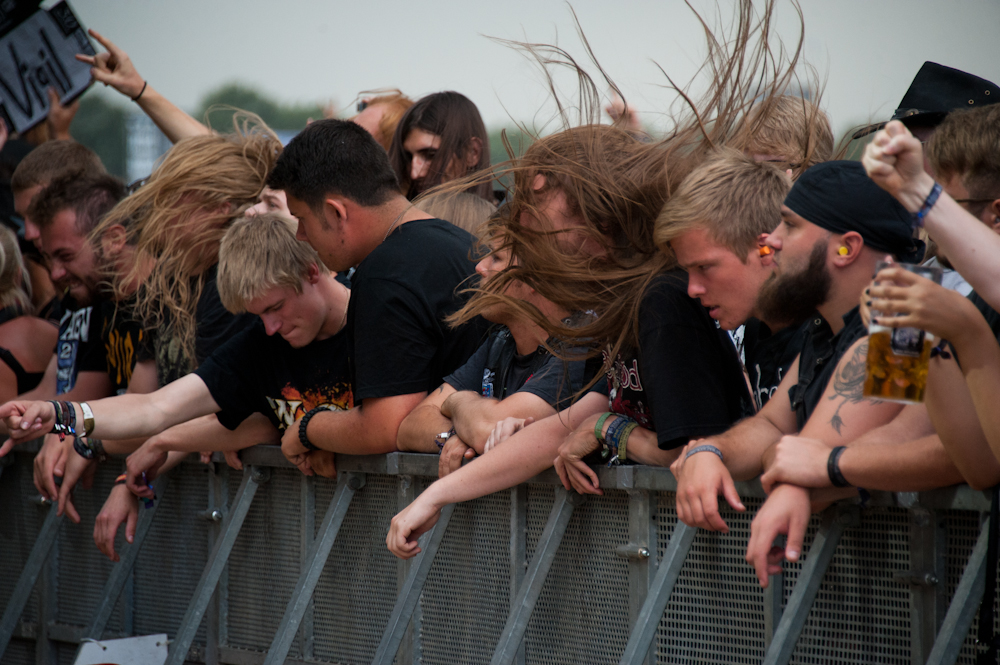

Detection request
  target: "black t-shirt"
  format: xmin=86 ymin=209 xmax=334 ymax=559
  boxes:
xmin=195 ymin=319 xmax=353 ymax=431
xmin=590 ymin=271 xmax=754 ymax=450
xmin=347 ymin=218 xmax=489 ymax=402
xmin=99 ymin=300 xmax=147 ymax=395
xmin=743 ymin=317 xmax=809 ymax=411
xmin=787 ymin=307 xmax=867 ymax=430
xmin=444 ymin=326 xmax=590 ymax=409
xmin=969 ymin=291 xmax=1000 ymax=342
xmin=141 ymin=265 xmax=257 ymax=387
xmin=55 ymin=301 xmax=105 ymax=394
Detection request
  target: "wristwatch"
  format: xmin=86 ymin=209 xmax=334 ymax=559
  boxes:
xmin=435 ymin=428 xmax=456 ymax=450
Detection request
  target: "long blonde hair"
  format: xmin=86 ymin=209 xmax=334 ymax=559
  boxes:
xmin=93 ymin=113 xmax=282 ymax=364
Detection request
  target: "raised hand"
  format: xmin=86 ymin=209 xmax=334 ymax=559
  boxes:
xmin=861 ymin=120 xmax=934 ymax=212
xmin=75 ymin=29 xmax=145 ymax=100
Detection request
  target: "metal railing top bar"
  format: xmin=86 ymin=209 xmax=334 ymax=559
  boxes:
xmin=11 ymin=442 xmax=992 ymax=512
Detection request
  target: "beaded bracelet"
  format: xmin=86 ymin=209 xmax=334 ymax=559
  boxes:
xmin=912 ymin=182 xmax=942 ymax=228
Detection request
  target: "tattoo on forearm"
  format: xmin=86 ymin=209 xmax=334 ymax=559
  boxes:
xmin=827 ymin=342 xmax=868 ymax=435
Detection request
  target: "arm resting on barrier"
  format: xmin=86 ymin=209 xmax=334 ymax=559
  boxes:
xmin=761 ymin=403 xmax=964 ymax=492
xmin=396 ymin=383 xmax=456 ymax=452
xmin=442 ymin=390 xmax=557 ymax=454
xmin=387 ymin=391 xmax=606 ymax=559
xmin=284 ymin=391 xmax=427 ymax=459
xmin=126 ymin=413 xmax=278 ymax=497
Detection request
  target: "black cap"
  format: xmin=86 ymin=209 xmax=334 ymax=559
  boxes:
xmin=784 ymin=161 xmax=924 ymax=263
xmin=853 ymin=62 xmax=999 ymax=139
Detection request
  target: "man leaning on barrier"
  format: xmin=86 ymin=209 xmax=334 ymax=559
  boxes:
xmin=265 ymin=119 xmax=488 ymax=467
xmin=667 ymin=161 xmax=929 ymax=585
xmin=0 ymin=213 xmax=352 ymax=494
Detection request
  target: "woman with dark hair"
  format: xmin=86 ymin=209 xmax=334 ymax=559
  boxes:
xmin=388 ymin=91 xmax=492 ymax=202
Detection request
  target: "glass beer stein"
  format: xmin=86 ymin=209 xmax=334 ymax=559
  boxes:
xmin=863 ymin=262 xmax=943 ymax=404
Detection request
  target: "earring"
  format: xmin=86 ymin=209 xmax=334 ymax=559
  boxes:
xmin=838 ymin=246 xmax=849 ymax=256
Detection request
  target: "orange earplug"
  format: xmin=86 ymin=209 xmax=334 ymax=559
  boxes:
xmin=838 ymin=246 xmax=849 ymax=256
xmin=759 ymin=246 xmax=772 ymax=256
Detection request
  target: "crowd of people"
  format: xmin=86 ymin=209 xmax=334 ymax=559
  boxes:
xmin=0 ymin=13 xmax=999 ymax=609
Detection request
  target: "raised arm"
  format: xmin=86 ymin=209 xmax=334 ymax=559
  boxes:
xmin=76 ymin=29 xmax=210 ymax=143
xmin=863 ymin=121 xmax=1000 ymax=309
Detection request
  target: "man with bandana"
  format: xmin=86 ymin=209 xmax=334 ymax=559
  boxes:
xmin=668 ymin=161 xmax=927 ymax=587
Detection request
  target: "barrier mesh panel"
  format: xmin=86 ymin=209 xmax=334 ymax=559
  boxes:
xmin=226 ymin=467 xmax=303 ymax=654
xmin=420 ymin=490 xmax=512 ymax=664
xmin=524 ymin=486 xmax=631 ymax=664
xmin=944 ymin=509 xmax=988 ymax=664
xmin=312 ymin=473 xmax=398 ymax=664
xmin=2 ymin=638 xmax=35 ymax=665
xmin=656 ymin=494 xmax=767 ymax=664
xmin=787 ymin=506 xmax=911 ymax=664
xmin=132 ymin=461 xmax=211 ymax=644
xmin=0 ymin=453 xmax=41 ymax=625
xmin=55 ymin=463 xmax=128 ymax=633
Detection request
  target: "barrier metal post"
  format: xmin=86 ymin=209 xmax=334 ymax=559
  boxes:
xmin=618 ymin=522 xmax=696 ymax=665
xmin=761 ymin=504 xmax=857 ymax=665
xmin=510 ymin=485 xmax=528 ymax=665
xmin=165 ymin=465 xmax=268 ymax=665
xmin=490 ymin=487 xmax=582 ymax=665
xmin=370 ymin=502 xmax=455 ymax=665
xmin=0 ymin=500 xmax=62 ymax=660
xmin=263 ymin=472 xmax=365 ymax=665
xmin=901 ymin=506 xmax=948 ymax=665
xmin=925 ymin=515 xmax=990 ymax=665
xmin=624 ymin=490 xmax=658 ymax=665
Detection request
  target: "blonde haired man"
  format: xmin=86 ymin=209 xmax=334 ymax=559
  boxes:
xmin=0 ymin=213 xmax=354 ymax=488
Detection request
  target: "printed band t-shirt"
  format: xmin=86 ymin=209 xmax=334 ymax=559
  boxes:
xmin=55 ymin=302 xmax=104 ymax=394
xmin=347 ymin=218 xmax=489 ymax=402
xmin=99 ymin=299 xmax=147 ymax=395
xmin=444 ymin=326 xmax=590 ymax=409
xmin=195 ymin=319 xmax=353 ymax=431
xmin=590 ymin=271 xmax=754 ymax=449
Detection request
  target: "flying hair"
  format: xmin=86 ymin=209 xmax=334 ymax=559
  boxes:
xmin=92 ymin=111 xmax=282 ymax=368
xmin=446 ymin=0 xmax=819 ymax=377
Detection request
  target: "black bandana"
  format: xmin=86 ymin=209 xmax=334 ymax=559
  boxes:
xmin=784 ymin=161 xmax=924 ymax=263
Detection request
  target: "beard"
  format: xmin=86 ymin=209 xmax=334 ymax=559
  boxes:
xmin=754 ymin=238 xmax=832 ymax=329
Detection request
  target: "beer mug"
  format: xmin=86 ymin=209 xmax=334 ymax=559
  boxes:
xmin=863 ymin=261 xmax=943 ymax=404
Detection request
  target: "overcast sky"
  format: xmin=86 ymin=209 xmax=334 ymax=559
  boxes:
xmin=67 ymin=0 xmax=1000 ymax=139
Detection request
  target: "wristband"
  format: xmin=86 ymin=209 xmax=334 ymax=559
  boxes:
xmin=616 ymin=421 xmax=639 ymax=463
xmin=114 ymin=473 xmax=127 ymax=485
xmin=685 ymin=444 xmax=724 ymax=463
xmin=131 ymin=80 xmax=147 ymax=102
xmin=298 ymin=406 xmax=330 ymax=452
xmin=80 ymin=402 xmax=95 ymax=437
xmin=912 ymin=182 xmax=942 ymax=228
xmin=594 ymin=412 xmax=614 ymax=444
xmin=827 ymin=446 xmax=851 ymax=487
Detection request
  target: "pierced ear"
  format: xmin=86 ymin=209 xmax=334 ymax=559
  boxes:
xmin=465 ymin=136 xmax=483 ymax=169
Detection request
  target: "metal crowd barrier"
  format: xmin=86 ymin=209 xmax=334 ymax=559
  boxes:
xmin=0 ymin=442 xmax=995 ymax=665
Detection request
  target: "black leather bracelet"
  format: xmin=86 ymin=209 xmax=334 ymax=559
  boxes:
xmin=298 ymin=406 xmax=330 ymax=451
xmin=827 ymin=446 xmax=850 ymax=487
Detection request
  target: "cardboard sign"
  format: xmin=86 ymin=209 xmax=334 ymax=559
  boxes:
xmin=0 ymin=0 xmax=94 ymax=133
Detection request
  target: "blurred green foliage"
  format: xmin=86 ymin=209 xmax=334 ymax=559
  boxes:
xmin=195 ymin=82 xmax=325 ymax=132
xmin=72 ymin=91 xmax=128 ymax=179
